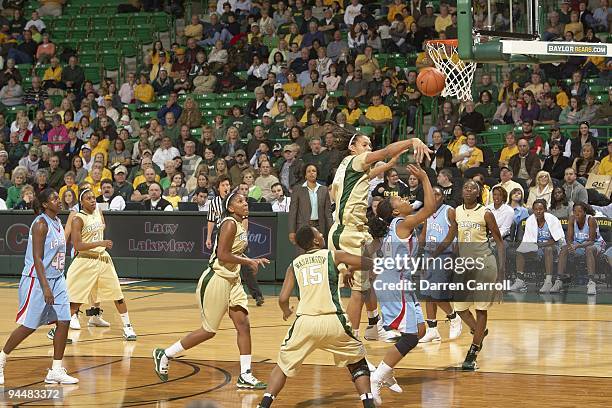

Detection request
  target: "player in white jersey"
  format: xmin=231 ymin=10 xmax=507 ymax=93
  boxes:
xmin=368 ymin=165 xmax=437 ymax=406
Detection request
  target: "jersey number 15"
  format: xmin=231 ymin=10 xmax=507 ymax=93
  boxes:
xmin=301 ymin=266 xmax=323 ymax=286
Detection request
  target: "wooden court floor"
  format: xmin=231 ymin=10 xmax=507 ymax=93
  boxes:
xmin=0 ymin=283 xmax=611 ymax=407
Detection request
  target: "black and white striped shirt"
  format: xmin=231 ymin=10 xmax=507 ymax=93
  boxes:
xmin=207 ymin=196 xmax=225 ymax=226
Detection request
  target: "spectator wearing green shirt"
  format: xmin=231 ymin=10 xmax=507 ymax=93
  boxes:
xmin=6 ymin=167 xmax=27 ymax=208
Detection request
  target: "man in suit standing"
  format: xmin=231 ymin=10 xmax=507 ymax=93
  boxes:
xmin=288 ymin=164 xmax=333 ymax=254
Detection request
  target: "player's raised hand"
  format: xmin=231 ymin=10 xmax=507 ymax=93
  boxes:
xmin=410 ymin=138 xmax=432 ymax=163
xmin=406 ymin=164 xmax=428 ymax=181
xmin=247 ymin=258 xmax=270 ymax=274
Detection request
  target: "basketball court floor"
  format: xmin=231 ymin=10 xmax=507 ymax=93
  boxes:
xmin=0 ymin=278 xmax=611 ymax=407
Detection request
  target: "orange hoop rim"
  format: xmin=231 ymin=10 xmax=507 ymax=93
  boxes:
xmin=425 ymin=39 xmax=459 ymax=46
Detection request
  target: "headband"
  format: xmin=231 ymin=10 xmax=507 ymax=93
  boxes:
xmin=79 ymin=188 xmax=92 ymax=202
xmin=348 ymin=133 xmax=359 ymax=147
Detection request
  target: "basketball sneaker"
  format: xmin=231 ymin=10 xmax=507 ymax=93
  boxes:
xmin=381 ymin=329 xmax=401 ymax=343
xmin=47 ymin=328 xmax=73 ymax=344
xmin=587 ymin=280 xmax=597 ymax=296
xmin=88 ymin=314 xmax=111 ymax=327
xmin=123 ymin=324 xmax=137 ymax=341
xmin=44 ymin=367 xmax=79 ymax=384
xmin=364 ymin=320 xmax=386 ymax=341
xmin=419 ymin=327 xmax=441 ymax=343
xmin=370 ymin=374 xmax=384 ymax=406
xmin=0 ymin=357 xmax=4 ymax=385
xmin=461 ymin=344 xmax=480 ymax=371
xmin=383 ymin=376 xmax=403 ymax=393
xmin=539 ymin=277 xmax=553 ymax=293
xmin=549 ymin=279 xmax=563 ymax=293
xmin=237 ymin=370 xmax=267 ymax=389
xmin=449 ymin=315 xmax=463 ymax=340
xmin=152 ymin=348 xmax=169 ymax=382
xmin=508 ymin=277 xmax=527 ymax=292
xmin=70 ymin=314 xmax=81 ymax=330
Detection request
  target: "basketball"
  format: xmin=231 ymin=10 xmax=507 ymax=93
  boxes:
xmin=416 ymin=67 xmax=446 ymax=96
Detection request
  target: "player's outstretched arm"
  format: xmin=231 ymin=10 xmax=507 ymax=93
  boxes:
xmin=369 ymin=154 xmax=400 ymax=179
xmin=279 ymin=266 xmax=295 ymax=320
xmin=365 ymin=138 xmax=432 ymax=167
xmin=333 ymin=250 xmax=373 ymax=271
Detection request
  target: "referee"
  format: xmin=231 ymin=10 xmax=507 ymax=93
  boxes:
xmin=205 ymin=175 xmax=231 ymax=249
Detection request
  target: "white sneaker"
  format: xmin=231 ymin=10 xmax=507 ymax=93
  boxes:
xmin=381 ymin=329 xmax=401 ymax=343
xmin=364 ymin=320 xmax=386 ymax=341
xmin=44 ymin=367 xmax=79 ymax=384
xmin=449 ymin=315 xmax=463 ymax=340
xmin=419 ymin=327 xmax=441 ymax=343
xmin=549 ymin=279 xmax=563 ymax=293
xmin=587 ymin=280 xmax=597 ymax=296
xmin=509 ymin=278 xmax=528 ymax=292
xmin=370 ymin=375 xmax=384 ymax=406
xmin=383 ymin=376 xmax=403 ymax=393
xmin=539 ymin=278 xmax=553 ymax=293
xmin=236 ymin=370 xmax=267 ymax=389
xmin=88 ymin=314 xmax=111 ymax=327
xmin=123 ymin=324 xmax=137 ymax=341
xmin=0 ymin=359 xmax=5 ymax=385
xmin=70 ymin=314 xmax=81 ymax=330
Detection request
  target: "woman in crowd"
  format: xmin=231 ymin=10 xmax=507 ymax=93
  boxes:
xmin=571 ymin=143 xmax=599 ymax=184
xmin=526 ymin=171 xmax=554 ymax=208
xmin=509 ymin=187 xmax=529 ymax=225
xmin=543 ymin=141 xmax=572 ymax=182
xmin=549 ymin=186 xmax=572 ymax=219
xmin=559 ymin=96 xmax=584 ymax=125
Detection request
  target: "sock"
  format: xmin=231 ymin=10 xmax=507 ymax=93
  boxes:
xmin=544 ymin=275 xmax=552 ymax=282
xmin=426 ymin=319 xmax=437 ymax=328
xmin=361 ymin=393 xmax=375 ymax=407
xmin=240 ymin=354 xmax=252 ymax=374
xmin=0 ymin=350 xmax=7 ymax=364
xmin=120 ymin=312 xmax=131 ymax=327
xmin=52 ymin=359 xmax=62 ymax=370
xmin=164 ymin=341 xmax=185 ymax=358
xmin=258 ymin=393 xmax=275 ymax=408
xmin=447 ymin=311 xmax=457 ymax=320
xmin=367 ymin=310 xmax=379 ymax=326
xmin=374 ymin=361 xmax=393 ymax=380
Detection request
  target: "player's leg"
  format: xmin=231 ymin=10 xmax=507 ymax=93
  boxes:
xmin=229 ymin=305 xmax=266 ymax=389
xmin=420 ymin=300 xmax=442 ymax=343
xmin=348 ymin=359 xmax=376 ymax=408
xmin=586 ymin=246 xmax=598 ymax=295
xmin=346 ymin=289 xmax=367 ymax=335
xmin=153 ymin=270 xmax=223 ymax=382
xmin=87 ymin=301 xmax=111 ymax=328
xmin=363 ymin=288 xmax=387 ymax=341
xmin=257 ymin=365 xmax=288 ymax=407
xmin=371 ymin=323 xmax=426 ymax=406
xmin=0 ymin=325 xmax=35 ymax=385
xmin=510 ymin=251 xmax=529 ymax=292
xmin=462 ymin=309 xmax=488 ymax=371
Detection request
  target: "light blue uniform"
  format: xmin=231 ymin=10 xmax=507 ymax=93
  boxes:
xmin=422 ymin=204 xmax=455 ymax=300
xmin=16 ymin=213 xmax=70 ymax=329
xmin=573 ymin=215 xmax=606 ymax=256
xmin=375 ymin=217 xmax=424 ymax=334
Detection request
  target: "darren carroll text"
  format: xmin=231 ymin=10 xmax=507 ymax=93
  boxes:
xmin=373 ymin=279 xmax=512 ymax=292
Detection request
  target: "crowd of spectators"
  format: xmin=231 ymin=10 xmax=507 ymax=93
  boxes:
xmin=0 ymin=0 xmax=609 ymax=220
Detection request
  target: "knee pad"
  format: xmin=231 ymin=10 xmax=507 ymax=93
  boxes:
xmin=395 ymin=333 xmax=419 ymax=356
xmin=347 ymin=358 xmax=370 ymax=382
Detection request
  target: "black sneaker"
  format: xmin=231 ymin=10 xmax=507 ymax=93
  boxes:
xmin=462 ymin=344 xmax=480 ymax=371
xmin=256 ymin=297 xmax=265 ymax=306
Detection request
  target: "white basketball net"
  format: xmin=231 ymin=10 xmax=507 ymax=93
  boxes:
xmin=425 ymin=41 xmax=477 ymax=102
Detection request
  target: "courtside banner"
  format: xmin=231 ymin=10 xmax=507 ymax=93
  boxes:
xmin=0 ymin=212 xmax=277 ymax=260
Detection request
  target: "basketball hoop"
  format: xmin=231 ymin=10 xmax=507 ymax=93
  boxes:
xmin=425 ymin=39 xmax=477 ymax=102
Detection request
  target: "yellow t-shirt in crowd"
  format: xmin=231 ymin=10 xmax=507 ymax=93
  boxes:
xmin=598 ymin=155 xmax=612 ymax=176
xmin=448 ymin=135 xmax=467 ymax=156
xmin=365 ymin=105 xmax=392 ymax=122
xmin=499 ymin=145 xmax=519 ymax=164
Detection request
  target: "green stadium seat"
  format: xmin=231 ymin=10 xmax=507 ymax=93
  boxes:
xmin=150 ymin=12 xmax=170 ymax=32
xmin=98 ymin=38 xmax=118 ymax=52
xmin=131 ymin=13 xmax=150 ymax=26
xmin=78 ymin=50 xmax=99 ymax=65
xmin=83 ymin=63 xmax=103 ymax=84
xmin=112 ymin=25 xmax=132 ymax=38
xmin=133 ymin=25 xmax=154 ymax=44
xmin=90 ymin=16 xmax=109 ymax=27
xmin=117 ymin=38 xmax=138 ymax=58
xmin=489 ymin=124 xmax=514 ymax=133
xmin=70 ymin=27 xmax=90 ymax=40
xmin=71 ymin=15 xmax=91 ymax=28
xmin=356 ymin=126 xmax=374 ymax=136
xmin=111 ymin=14 xmax=132 ymax=27
xmin=100 ymin=50 xmax=122 ymax=71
